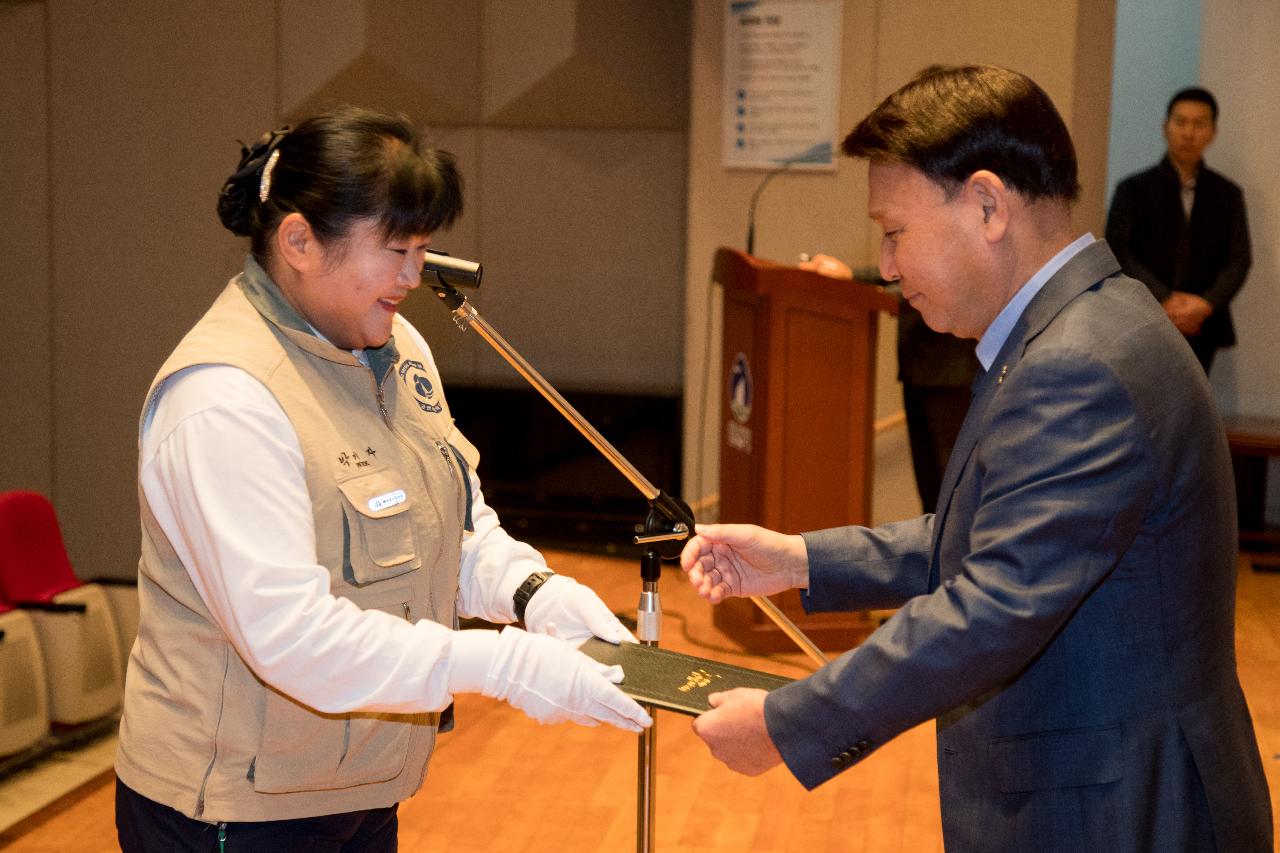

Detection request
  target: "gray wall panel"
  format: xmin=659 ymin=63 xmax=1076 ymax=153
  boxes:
xmin=0 ymin=2 xmax=53 ymax=496
xmin=47 ymin=1 xmax=275 ymax=578
xmin=476 ymin=128 xmax=686 ymax=393
xmin=1 ymin=1 xmax=690 ymax=578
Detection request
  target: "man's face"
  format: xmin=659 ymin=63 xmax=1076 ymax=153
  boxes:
xmin=868 ymin=161 xmax=997 ymax=340
xmin=1163 ymin=100 xmax=1216 ymax=172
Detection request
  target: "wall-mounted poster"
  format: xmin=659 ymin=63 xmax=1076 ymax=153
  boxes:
xmin=722 ymin=0 xmax=843 ymax=171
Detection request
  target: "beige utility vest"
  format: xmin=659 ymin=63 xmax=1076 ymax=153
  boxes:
xmin=116 ymin=258 xmax=476 ymax=822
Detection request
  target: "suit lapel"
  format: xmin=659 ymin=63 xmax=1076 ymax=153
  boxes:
xmin=926 ymin=241 xmax=1123 ymax=585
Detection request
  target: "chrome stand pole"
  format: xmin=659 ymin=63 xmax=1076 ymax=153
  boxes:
xmin=429 ymin=279 xmax=829 ymax=851
xmin=634 ymin=548 xmax=662 ymax=853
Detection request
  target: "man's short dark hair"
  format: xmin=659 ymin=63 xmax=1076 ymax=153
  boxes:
xmin=1167 ymin=86 xmax=1218 ymax=123
xmin=842 ymin=64 xmax=1080 ymax=202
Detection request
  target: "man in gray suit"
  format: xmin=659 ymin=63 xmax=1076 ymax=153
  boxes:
xmin=681 ymin=65 xmax=1271 ymax=851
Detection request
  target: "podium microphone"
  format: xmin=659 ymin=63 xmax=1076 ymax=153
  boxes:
xmin=745 ymin=159 xmax=795 ymax=256
xmin=422 ymin=249 xmax=482 ymax=288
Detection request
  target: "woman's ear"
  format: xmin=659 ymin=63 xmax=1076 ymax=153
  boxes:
xmin=967 ymin=170 xmax=1010 ymax=242
xmin=274 ymin=212 xmax=318 ymax=274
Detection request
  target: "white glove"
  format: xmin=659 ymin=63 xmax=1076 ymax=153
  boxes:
xmin=521 ymin=574 xmax=638 ymax=647
xmin=453 ymin=627 xmax=651 ymax=731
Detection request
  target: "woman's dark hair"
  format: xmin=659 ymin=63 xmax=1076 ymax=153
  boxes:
xmin=842 ymin=65 xmax=1079 ymax=202
xmin=217 ymin=106 xmax=463 ymax=261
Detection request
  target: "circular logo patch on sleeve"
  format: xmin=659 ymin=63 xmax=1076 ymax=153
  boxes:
xmin=398 ymin=360 xmax=443 ymax=414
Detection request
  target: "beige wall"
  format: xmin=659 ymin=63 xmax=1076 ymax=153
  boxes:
xmin=41 ymin=3 xmax=278 ymax=581
xmin=0 ymin=1 xmax=690 ymax=580
xmin=1200 ymin=0 xmax=1280 ymax=418
xmin=683 ymin=0 xmax=1116 ymax=520
xmin=1 ymin=3 xmax=53 ymax=497
xmin=1201 ymin=0 xmax=1280 ymax=522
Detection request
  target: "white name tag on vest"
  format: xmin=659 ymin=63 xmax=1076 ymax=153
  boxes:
xmin=368 ymin=489 xmax=407 ymax=512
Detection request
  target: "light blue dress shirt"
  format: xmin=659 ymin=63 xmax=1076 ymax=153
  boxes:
xmin=975 ymin=233 xmax=1096 ymax=371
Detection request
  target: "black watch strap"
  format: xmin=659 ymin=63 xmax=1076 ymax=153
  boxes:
xmin=513 ymin=571 xmax=554 ymax=623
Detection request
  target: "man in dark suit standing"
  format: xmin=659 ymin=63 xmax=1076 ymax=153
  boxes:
xmin=799 ymin=260 xmax=978 ymax=514
xmin=1106 ymin=87 xmax=1251 ymax=373
xmin=680 ymin=65 xmax=1271 ymax=851
xmin=894 ymin=303 xmax=977 ymax=511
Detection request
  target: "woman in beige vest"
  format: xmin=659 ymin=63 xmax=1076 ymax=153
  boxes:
xmin=115 ymin=106 xmax=650 ymax=852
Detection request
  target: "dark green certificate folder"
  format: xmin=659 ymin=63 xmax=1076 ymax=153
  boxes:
xmin=579 ymin=638 xmax=794 ymax=716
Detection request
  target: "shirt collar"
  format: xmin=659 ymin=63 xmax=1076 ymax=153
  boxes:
xmin=236 ymin=254 xmax=399 ymax=378
xmin=974 ymin=233 xmax=1095 ymax=370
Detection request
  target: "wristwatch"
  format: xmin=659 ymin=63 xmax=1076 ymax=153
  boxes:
xmin=513 ymin=571 xmax=554 ymax=623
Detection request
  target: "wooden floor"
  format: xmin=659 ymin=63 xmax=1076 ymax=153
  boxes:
xmin=3 ymin=551 xmax=1278 ymax=852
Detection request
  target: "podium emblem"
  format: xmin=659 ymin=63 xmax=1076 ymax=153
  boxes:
xmin=729 ymin=353 xmax=754 ymax=424
xmin=727 ymin=353 xmax=754 ymax=454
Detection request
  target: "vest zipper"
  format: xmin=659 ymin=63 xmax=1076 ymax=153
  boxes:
xmin=434 ymin=440 xmax=468 ymax=535
xmin=370 ymin=374 xmax=460 ymax=518
xmin=193 ymin=647 xmax=231 ymax=820
xmin=370 ymin=367 xmax=461 ymax=780
xmin=376 ymin=384 xmax=390 ymax=424
xmin=369 ymin=369 xmax=465 ymax=616
xmin=193 ymin=751 xmax=218 ymax=819
xmin=433 ymin=440 xmax=457 ymax=480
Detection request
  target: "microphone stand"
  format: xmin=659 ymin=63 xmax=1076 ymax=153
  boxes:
xmin=745 ymin=159 xmax=795 ymax=256
xmin=428 ymin=277 xmax=827 ymax=852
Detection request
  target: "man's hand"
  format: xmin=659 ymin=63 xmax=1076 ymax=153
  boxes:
xmin=679 ymin=523 xmax=808 ymax=604
xmin=1163 ymin=291 xmax=1213 ymax=336
xmin=798 ymin=253 xmax=854 ymax=280
xmin=691 ymin=688 xmax=782 ymax=776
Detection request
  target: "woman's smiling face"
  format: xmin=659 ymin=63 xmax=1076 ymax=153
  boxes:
xmin=285 ymin=217 xmax=431 ymax=350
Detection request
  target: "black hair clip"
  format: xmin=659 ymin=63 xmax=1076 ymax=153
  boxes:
xmin=229 ymin=126 xmax=291 ymax=191
xmin=216 ymin=125 xmax=290 ymax=235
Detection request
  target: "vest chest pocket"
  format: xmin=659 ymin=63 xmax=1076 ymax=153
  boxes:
xmin=338 ymin=469 xmax=422 ymax=583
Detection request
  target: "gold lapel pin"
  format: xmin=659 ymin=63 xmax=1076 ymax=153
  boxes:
xmin=998 ymin=364 xmax=1008 ymax=385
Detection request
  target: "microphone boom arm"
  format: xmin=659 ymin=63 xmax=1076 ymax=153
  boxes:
xmin=432 ymin=284 xmax=671 ymax=515
xmin=430 ymin=280 xmax=828 ymax=668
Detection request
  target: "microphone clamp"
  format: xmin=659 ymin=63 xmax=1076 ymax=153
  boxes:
xmin=422 ymin=249 xmax=482 ymax=288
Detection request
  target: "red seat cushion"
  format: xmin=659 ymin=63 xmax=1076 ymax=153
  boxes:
xmin=0 ymin=491 xmax=83 ymax=604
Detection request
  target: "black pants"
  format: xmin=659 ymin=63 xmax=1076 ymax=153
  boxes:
xmin=116 ymin=777 xmax=398 ymax=853
xmin=902 ymin=384 xmax=971 ymax=512
xmin=1187 ymin=335 xmax=1218 ymax=375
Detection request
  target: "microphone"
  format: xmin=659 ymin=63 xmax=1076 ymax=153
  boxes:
xmin=422 ymin=249 xmax=482 ymax=288
xmin=745 ymin=159 xmax=796 ymax=256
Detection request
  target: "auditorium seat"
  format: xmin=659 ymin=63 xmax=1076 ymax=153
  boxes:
xmin=0 ymin=602 xmax=50 ymax=757
xmin=0 ymin=491 xmax=123 ymax=726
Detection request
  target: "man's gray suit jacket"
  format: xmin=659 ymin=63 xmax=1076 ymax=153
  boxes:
xmin=764 ymin=240 xmax=1272 ymax=851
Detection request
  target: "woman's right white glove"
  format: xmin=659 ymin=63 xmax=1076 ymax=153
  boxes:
xmin=450 ymin=627 xmax=652 ymax=732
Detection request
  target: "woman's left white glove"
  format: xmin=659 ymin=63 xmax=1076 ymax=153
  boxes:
xmin=449 ymin=628 xmax=651 ymax=731
xmin=521 ymin=574 xmax=637 ymax=647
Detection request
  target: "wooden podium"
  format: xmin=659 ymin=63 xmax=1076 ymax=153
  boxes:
xmin=712 ymin=247 xmax=899 ymax=652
